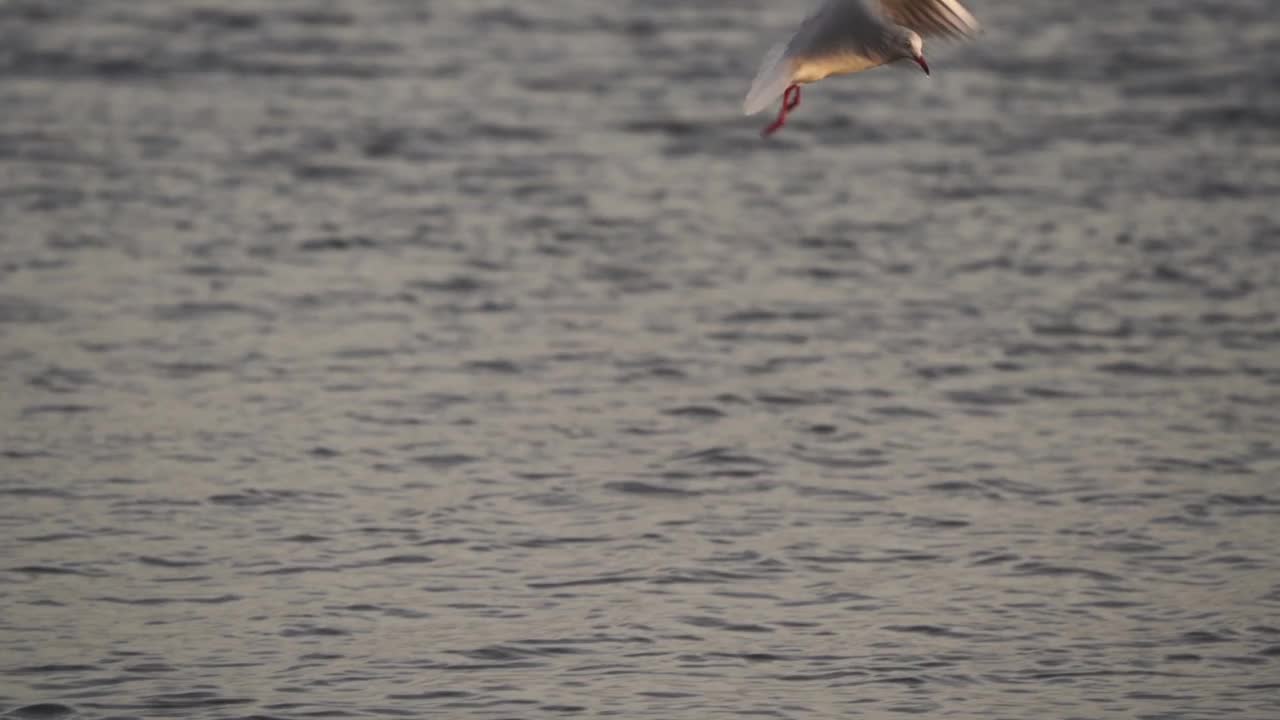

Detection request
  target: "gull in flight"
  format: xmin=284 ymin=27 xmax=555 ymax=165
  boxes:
xmin=744 ymin=0 xmax=981 ymax=136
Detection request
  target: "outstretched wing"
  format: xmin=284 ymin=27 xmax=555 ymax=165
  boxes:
xmin=876 ymin=0 xmax=980 ymax=40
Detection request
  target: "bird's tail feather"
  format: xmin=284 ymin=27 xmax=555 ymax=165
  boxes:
xmin=743 ymin=42 xmax=793 ymax=116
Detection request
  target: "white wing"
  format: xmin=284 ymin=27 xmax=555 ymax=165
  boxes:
xmin=743 ymin=41 xmax=793 ymax=116
xmin=743 ymin=0 xmax=888 ymax=116
xmin=876 ymin=0 xmax=980 ymax=40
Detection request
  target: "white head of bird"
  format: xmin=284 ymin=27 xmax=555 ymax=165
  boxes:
xmin=894 ymin=28 xmax=929 ymax=75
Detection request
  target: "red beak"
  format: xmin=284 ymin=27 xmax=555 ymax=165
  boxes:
xmin=915 ymin=55 xmax=930 ymax=75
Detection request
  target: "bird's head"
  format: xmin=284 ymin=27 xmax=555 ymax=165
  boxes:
xmin=895 ymin=29 xmax=929 ymax=75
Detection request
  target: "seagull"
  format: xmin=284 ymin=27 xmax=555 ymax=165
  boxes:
xmin=744 ymin=0 xmax=981 ymax=136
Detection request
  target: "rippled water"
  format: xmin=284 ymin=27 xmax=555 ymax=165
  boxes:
xmin=2 ymin=1 xmax=1279 ymax=717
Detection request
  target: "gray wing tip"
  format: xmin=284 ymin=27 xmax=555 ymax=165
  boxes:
xmin=743 ymin=42 xmax=792 ymax=116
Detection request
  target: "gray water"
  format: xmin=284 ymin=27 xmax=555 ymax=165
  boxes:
xmin=2 ymin=1 xmax=1279 ymax=718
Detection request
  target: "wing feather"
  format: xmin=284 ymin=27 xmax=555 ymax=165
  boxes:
xmin=743 ymin=41 xmax=795 ymax=116
xmin=876 ymin=0 xmax=980 ymax=40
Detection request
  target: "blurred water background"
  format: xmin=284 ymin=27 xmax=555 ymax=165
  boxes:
xmin=2 ymin=0 xmax=1279 ymax=717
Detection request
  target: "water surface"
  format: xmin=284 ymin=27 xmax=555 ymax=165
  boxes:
xmin=2 ymin=1 xmax=1279 ymax=718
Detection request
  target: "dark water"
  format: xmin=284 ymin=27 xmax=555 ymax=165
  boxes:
xmin=2 ymin=0 xmax=1279 ymax=717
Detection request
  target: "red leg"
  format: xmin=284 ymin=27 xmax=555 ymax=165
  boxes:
xmin=762 ymin=84 xmax=801 ymax=137
xmin=784 ymin=84 xmax=801 ymax=111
